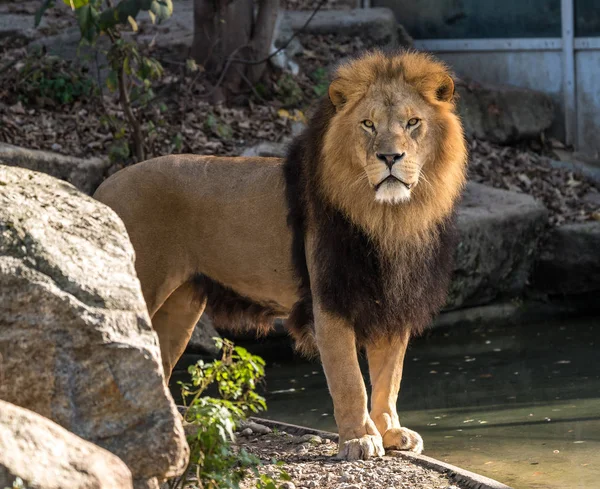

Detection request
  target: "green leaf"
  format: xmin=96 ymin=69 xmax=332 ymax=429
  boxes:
xmin=62 ymin=0 xmax=89 ymax=8
xmin=35 ymin=0 xmax=55 ymax=28
xmin=123 ymin=55 xmax=132 ymax=76
xmin=127 ymin=15 xmax=138 ymax=32
xmin=98 ymin=7 xmax=119 ymax=30
xmin=149 ymin=0 xmax=173 ymax=23
xmin=106 ymin=70 xmax=118 ymax=92
xmin=75 ymin=4 xmax=99 ymax=42
xmin=98 ymin=0 xmax=140 ymax=30
xmin=118 ymin=0 xmax=141 ymax=21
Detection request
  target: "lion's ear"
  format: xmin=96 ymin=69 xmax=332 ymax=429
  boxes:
xmin=435 ymin=74 xmax=455 ymax=102
xmin=328 ymin=79 xmax=347 ymax=108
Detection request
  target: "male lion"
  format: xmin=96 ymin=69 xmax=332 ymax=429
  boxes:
xmin=94 ymin=50 xmax=467 ymax=461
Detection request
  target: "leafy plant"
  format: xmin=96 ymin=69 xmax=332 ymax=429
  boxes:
xmin=275 ymin=73 xmax=304 ymax=107
xmin=36 ymin=0 xmax=174 ymax=162
xmin=204 ymin=113 xmax=234 ymax=141
xmin=169 ymin=338 xmax=290 ymax=489
xmin=16 ymin=53 xmax=96 ymax=106
xmin=310 ymin=67 xmax=328 ymax=98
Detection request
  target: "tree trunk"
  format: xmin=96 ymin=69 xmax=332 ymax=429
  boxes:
xmin=191 ymin=0 xmax=280 ymax=95
xmin=248 ymin=0 xmax=280 ymax=84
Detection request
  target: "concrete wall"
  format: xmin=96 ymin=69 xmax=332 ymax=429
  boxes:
xmin=426 ymin=50 xmax=566 ymax=141
xmin=576 ymin=50 xmax=600 ymax=156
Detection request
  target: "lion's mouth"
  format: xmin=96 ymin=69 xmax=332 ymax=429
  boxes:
xmin=374 ymin=175 xmax=413 ymax=191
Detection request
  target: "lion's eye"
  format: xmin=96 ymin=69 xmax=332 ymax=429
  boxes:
xmin=407 ymin=118 xmax=420 ymax=128
xmin=362 ymin=119 xmax=375 ymax=130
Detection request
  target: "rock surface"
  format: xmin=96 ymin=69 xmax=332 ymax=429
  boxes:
xmin=448 ymin=182 xmax=548 ymax=309
xmin=456 ymin=81 xmax=555 ymax=144
xmin=0 ymin=165 xmax=188 ymax=488
xmin=187 ymin=315 xmax=221 ymax=356
xmin=0 ymin=400 xmax=133 ymax=489
xmin=533 ymin=221 xmax=600 ymax=295
xmin=241 ymin=141 xmax=291 ymax=158
xmin=0 ymin=143 xmax=110 ymax=195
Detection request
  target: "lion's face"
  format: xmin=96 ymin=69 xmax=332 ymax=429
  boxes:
xmin=350 ymin=85 xmax=438 ymax=204
xmin=321 ymin=52 xmax=464 ymax=212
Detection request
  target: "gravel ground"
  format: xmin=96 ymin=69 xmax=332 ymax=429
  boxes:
xmin=236 ymin=424 xmax=463 ymax=489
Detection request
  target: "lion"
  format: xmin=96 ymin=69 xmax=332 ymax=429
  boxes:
xmin=94 ymin=50 xmax=468 ymax=461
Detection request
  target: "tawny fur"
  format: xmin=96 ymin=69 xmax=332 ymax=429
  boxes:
xmin=94 ymin=50 xmax=468 ymax=461
xmin=323 ymin=51 xmax=467 ymax=254
xmin=284 ymin=50 xmax=468 ymax=352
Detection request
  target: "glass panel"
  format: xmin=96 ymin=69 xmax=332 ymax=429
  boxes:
xmin=373 ymin=0 xmax=561 ymax=39
xmin=576 ymin=0 xmax=600 ymax=37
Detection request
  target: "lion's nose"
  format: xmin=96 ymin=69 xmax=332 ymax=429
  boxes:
xmin=376 ymin=152 xmax=405 ymax=169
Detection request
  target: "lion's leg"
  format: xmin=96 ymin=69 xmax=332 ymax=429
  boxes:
xmin=366 ymin=331 xmax=423 ymax=454
xmin=314 ymin=304 xmax=385 ymax=461
xmin=152 ymin=281 xmax=207 ymax=382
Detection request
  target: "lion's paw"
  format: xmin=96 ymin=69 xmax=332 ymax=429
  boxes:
xmin=337 ymin=434 xmax=385 ymax=460
xmin=382 ymin=427 xmax=424 ymax=454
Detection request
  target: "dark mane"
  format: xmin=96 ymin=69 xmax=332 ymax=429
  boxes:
xmin=283 ymin=97 xmax=458 ymax=351
xmin=283 ymin=97 xmax=335 ymax=354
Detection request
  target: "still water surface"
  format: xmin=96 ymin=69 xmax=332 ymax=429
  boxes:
xmin=250 ymin=317 xmax=600 ymax=489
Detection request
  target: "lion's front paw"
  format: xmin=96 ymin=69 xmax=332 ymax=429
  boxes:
xmin=337 ymin=434 xmax=385 ymax=460
xmin=382 ymin=427 xmax=424 ymax=454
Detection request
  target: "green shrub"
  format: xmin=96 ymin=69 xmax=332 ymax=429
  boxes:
xmin=310 ymin=67 xmax=329 ymax=98
xmin=275 ymin=73 xmax=304 ymax=107
xmin=169 ymin=338 xmax=290 ymax=489
xmin=16 ymin=53 xmax=96 ymax=106
xmin=35 ymin=0 xmax=174 ymax=161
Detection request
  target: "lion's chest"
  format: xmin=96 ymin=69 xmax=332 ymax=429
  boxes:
xmin=312 ymin=209 xmax=457 ymax=341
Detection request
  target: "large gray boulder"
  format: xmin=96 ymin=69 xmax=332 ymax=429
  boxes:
xmin=532 ymin=221 xmax=600 ymax=295
xmin=0 ymin=400 xmax=133 ymax=489
xmin=448 ymin=182 xmax=548 ymax=309
xmin=0 ymin=165 xmax=188 ymax=489
xmin=0 ymin=143 xmax=110 ymax=195
xmin=456 ymin=81 xmax=555 ymax=144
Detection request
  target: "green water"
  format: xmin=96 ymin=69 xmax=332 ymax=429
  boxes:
xmin=257 ymin=318 xmax=599 ymax=489
xmin=174 ymin=317 xmax=600 ymax=489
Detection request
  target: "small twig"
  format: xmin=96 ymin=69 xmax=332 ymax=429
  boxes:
xmin=236 ymin=65 xmax=266 ymax=102
xmin=94 ymin=47 xmax=104 ymax=99
xmin=199 ymin=44 xmax=248 ymax=98
xmin=105 ymin=27 xmax=144 ymax=161
xmin=159 ymin=58 xmax=187 ymax=67
xmin=117 ymin=63 xmax=145 ymax=161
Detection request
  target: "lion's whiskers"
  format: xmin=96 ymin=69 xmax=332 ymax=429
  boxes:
xmin=418 ymin=170 xmax=434 ymax=192
xmin=350 ymin=172 xmax=370 ymax=190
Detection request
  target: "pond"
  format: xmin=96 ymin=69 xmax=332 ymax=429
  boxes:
xmin=174 ymin=316 xmax=600 ymax=489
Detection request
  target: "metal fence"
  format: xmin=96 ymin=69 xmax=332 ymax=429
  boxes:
xmin=371 ymin=0 xmax=600 ymax=158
